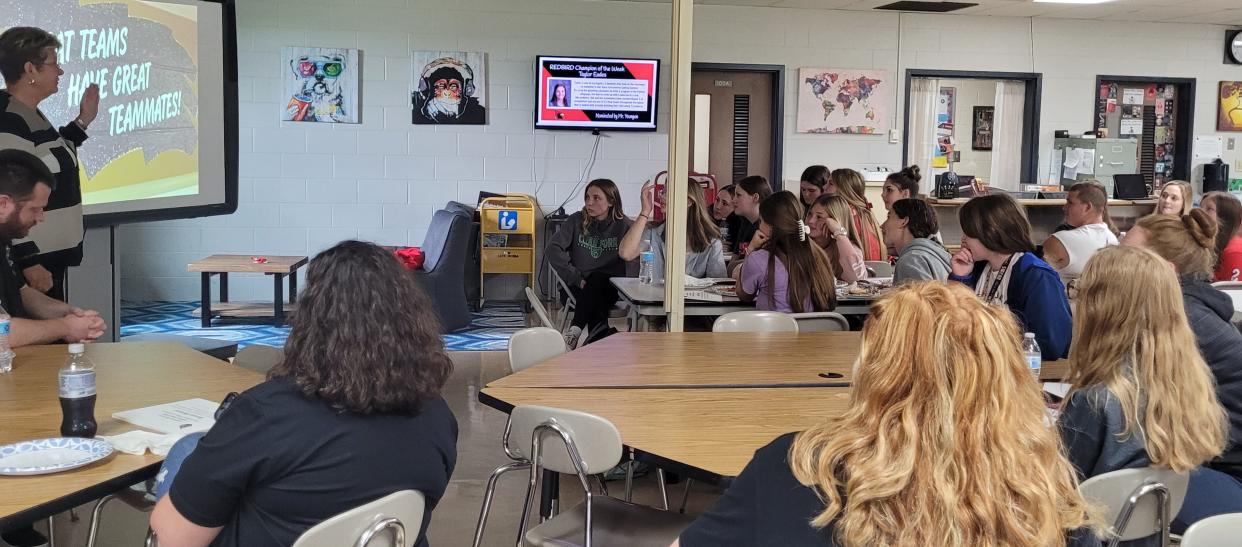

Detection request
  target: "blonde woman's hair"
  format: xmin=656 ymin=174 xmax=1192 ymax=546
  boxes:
xmin=830 ymin=168 xmax=887 ymax=260
xmin=1133 ymin=210 xmax=1217 ymax=277
xmin=684 ymin=179 xmax=721 ymax=254
xmin=1068 ymin=245 xmax=1227 ymax=471
xmin=790 ymin=281 xmax=1098 ymax=546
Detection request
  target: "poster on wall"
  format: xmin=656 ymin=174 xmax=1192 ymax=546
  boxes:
xmin=972 ymin=106 xmax=993 ymax=151
xmin=282 ymin=47 xmax=360 ymax=123
xmin=411 ymin=51 xmax=487 ymax=125
xmin=1219 ymin=81 xmax=1242 ymax=132
xmin=796 ymin=68 xmax=889 ymax=134
xmin=933 ymin=87 xmax=955 ymax=165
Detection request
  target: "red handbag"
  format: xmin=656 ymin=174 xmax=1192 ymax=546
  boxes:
xmin=394 ymin=247 xmax=425 ymax=270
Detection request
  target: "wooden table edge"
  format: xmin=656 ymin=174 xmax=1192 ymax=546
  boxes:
xmin=477 ymin=388 xmax=734 ymax=486
xmin=0 ymin=457 xmax=160 ymax=533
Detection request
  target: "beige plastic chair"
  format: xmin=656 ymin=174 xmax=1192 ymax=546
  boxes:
xmin=789 ymin=312 xmax=850 ymax=332
xmin=1180 ymin=512 xmax=1242 ymax=547
xmin=510 ymin=405 xmax=694 ymax=547
xmin=291 ymin=490 xmax=426 ymax=547
xmin=526 ymin=286 xmax=558 ymax=330
xmin=864 ymin=260 xmax=893 ymax=278
xmin=712 ymin=311 xmax=799 ymax=333
xmin=1078 ymin=467 xmax=1189 ymax=547
xmin=233 ymin=344 xmax=284 ymax=374
xmin=509 ymin=327 xmax=568 ymax=373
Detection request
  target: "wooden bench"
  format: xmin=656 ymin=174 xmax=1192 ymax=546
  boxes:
xmin=187 ymin=254 xmax=308 ymax=327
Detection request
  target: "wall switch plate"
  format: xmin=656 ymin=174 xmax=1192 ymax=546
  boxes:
xmin=888 ymin=129 xmax=900 ymax=144
xmin=1229 ymin=138 xmax=1237 ymax=151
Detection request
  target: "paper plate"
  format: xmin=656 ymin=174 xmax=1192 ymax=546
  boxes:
xmin=0 ymin=437 xmax=114 ymax=476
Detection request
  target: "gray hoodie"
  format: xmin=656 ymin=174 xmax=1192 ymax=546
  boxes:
xmin=892 ymin=238 xmax=951 ymax=285
xmin=546 ymin=211 xmax=632 ymax=287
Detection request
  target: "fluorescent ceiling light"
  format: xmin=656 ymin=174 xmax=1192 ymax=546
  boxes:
xmin=1033 ymin=0 xmax=1115 ymax=4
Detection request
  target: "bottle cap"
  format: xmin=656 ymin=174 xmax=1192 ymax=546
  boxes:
xmin=1023 ymin=332 xmax=1035 ymax=339
xmin=68 ymin=343 xmax=86 ymax=354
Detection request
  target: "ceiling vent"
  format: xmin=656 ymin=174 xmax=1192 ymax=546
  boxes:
xmin=875 ymin=1 xmax=978 ymax=12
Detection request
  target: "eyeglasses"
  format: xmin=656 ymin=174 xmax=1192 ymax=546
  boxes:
xmin=295 ymin=60 xmax=344 ymax=78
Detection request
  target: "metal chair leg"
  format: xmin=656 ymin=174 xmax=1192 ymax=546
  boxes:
xmin=678 ymin=478 xmax=694 ymax=514
xmin=517 ymin=453 xmax=543 ymax=547
xmin=473 ymin=461 xmax=530 ymax=547
xmin=86 ymin=493 xmax=117 ymax=547
xmin=656 ymin=468 xmax=669 ymax=510
xmin=595 ymin=474 xmax=609 ymax=497
xmin=144 ymin=528 xmax=158 ymax=547
xmin=45 ymin=516 xmax=55 ymax=547
xmin=69 ymin=508 xmax=79 ymax=522
xmin=623 ymin=451 xmax=636 ymax=502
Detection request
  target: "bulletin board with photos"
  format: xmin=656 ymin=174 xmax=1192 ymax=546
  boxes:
xmin=1094 ymin=80 xmax=1181 ymax=190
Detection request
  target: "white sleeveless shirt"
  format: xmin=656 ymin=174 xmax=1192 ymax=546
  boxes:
xmin=1050 ymin=223 xmax=1118 ymax=281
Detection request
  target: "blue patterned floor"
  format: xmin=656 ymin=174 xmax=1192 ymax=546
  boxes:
xmin=120 ymin=301 xmax=525 ymax=352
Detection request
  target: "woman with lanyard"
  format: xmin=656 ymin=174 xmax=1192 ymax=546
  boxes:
xmin=949 ymin=193 xmax=1072 ymax=360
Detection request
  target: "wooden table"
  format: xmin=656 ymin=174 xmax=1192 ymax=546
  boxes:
xmin=611 ymin=277 xmax=876 ymax=332
xmin=480 ymin=386 xmax=852 ymax=479
xmin=188 ymin=254 xmax=308 ymax=327
xmin=0 ymin=342 xmax=262 ymax=532
xmin=487 ymin=332 xmax=1071 ymax=390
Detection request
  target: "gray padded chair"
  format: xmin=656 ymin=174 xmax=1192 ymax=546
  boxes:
xmin=1078 ymin=467 xmax=1189 ymax=547
xmin=790 ymin=312 xmax=850 ymax=332
xmin=1180 ymin=512 xmax=1242 ymax=547
xmin=413 ymin=208 xmax=472 ymax=332
xmin=291 ymin=490 xmax=426 ymax=547
xmin=511 ymin=406 xmax=693 ymax=547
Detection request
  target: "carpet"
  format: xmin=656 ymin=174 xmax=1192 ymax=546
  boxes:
xmin=120 ymin=301 xmax=526 ymax=351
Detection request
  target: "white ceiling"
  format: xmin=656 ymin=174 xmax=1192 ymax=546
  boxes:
xmin=618 ymin=0 xmax=1242 ymax=26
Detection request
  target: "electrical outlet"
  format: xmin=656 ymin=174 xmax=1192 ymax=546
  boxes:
xmin=1229 ymin=138 xmax=1237 ymax=151
xmin=888 ymin=129 xmax=900 ymax=144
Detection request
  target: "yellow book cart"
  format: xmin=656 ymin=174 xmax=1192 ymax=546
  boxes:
xmin=479 ymin=194 xmax=537 ymax=307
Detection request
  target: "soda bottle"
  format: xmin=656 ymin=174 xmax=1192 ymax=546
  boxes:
xmin=0 ymin=305 xmax=12 ymax=374
xmin=59 ymin=344 xmax=97 ymax=438
xmin=1022 ymin=333 xmax=1042 ymax=381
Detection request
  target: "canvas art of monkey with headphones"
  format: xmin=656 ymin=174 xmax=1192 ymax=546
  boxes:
xmin=281 ymin=46 xmax=359 ymax=124
xmin=412 ymin=51 xmax=487 ymax=125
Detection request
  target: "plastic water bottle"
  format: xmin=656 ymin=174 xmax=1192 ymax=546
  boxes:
xmin=59 ymin=344 xmax=97 ymax=438
xmin=1022 ymin=333 xmax=1042 ymax=381
xmin=0 ymin=305 xmax=12 ymax=374
xmin=639 ymin=231 xmax=655 ymax=285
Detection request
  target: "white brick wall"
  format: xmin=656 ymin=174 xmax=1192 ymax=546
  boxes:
xmin=120 ymin=0 xmax=1242 ymax=301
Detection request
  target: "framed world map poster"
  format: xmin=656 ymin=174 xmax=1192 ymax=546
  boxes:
xmin=797 ymin=68 xmax=890 ymax=134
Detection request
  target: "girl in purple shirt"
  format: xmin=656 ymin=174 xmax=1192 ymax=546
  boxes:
xmin=734 ymin=191 xmax=838 ymax=313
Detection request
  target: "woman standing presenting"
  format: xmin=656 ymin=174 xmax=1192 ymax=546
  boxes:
xmin=0 ymin=27 xmax=97 ymax=300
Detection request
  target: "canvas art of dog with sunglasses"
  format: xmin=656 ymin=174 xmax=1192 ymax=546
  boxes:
xmin=282 ymin=47 xmax=359 ymax=123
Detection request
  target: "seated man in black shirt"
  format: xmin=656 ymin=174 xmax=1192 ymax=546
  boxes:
xmin=0 ymin=150 xmax=103 ymax=346
xmin=149 ymin=241 xmax=458 ymax=547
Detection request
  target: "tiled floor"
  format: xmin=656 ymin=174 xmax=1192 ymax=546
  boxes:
xmin=35 ymin=350 xmax=723 ymax=547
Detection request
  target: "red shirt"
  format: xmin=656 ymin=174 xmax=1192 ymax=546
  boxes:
xmin=1216 ymin=236 xmax=1242 ymax=282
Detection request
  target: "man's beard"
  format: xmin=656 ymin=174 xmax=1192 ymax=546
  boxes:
xmin=425 ymin=96 xmax=462 ymax=119
xmin=0 ymin=215 xmax=29 ymax=243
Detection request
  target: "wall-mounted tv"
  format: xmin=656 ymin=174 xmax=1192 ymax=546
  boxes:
xmin=535 ymin=55 xmax=659 ymax=132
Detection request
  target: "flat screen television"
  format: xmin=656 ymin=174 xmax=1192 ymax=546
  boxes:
xmin=535 ymin=55 xmax=659 ymax=132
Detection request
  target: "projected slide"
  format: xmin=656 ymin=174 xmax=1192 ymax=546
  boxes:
xmin=536 ymin=56 xmax=658 ymax=132
xmin=3 ymin=0 xmax=201 ymax=207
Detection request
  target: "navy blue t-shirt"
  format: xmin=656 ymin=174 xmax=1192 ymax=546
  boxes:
xmin=168 ymin=379 xmax=458 ymax=547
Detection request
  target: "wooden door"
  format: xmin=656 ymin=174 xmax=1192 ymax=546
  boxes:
xmin=690 ymin=70 xmax=775 ymax=185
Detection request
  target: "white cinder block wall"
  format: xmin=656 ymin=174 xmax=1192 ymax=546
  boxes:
xmin=119 ymin=0 xmax=1242 ymax=301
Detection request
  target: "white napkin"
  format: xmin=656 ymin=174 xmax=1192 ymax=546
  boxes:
xmin=98 ymin=430 xmax=189 ymax=456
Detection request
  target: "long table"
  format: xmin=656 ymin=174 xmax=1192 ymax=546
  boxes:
xmin=488 ymin=332 xmax=1070 ymax=390
xmin=0 ymin=342 xmax=263 ymax=532
xmin=611 ymin=277 xmax=876 ymax=332
xmin=481 ymin=332 xmax=1071 ymax=485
